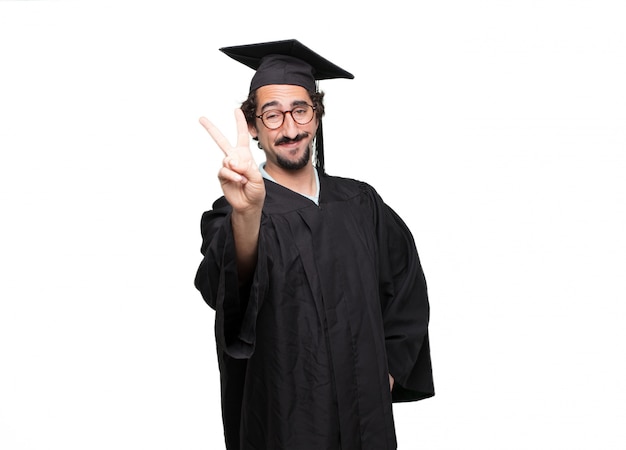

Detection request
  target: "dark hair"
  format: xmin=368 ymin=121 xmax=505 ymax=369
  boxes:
xmin=241 ymin=89 xmax=326 ymax=138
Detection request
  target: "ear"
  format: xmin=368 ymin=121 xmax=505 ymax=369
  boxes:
xmin=248 ymin=123 xmax=258 ymax=139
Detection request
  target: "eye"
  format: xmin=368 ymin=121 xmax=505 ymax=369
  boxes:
xmin=264 ymin=111 xmax=282 ymax=121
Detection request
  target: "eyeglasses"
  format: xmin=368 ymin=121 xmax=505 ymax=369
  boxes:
xmin=256 ymin=104 xmax=316 ymax=130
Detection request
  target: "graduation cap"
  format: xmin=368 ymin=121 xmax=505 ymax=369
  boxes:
xmin=219 ymin=39 xmax=355 ymax=174
xmin=220 ymin=39 xmax=354 ymax=92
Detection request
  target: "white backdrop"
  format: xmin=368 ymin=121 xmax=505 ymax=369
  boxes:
xmin=1 ymin=1 xmax=625 ymax=449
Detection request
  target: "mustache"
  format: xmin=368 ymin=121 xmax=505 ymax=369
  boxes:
xmin=275 ymin=133 xmax=310 ymax=146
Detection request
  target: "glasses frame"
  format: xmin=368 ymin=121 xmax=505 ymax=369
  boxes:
xmin=256 ymin=104 xmax=316 ymax=130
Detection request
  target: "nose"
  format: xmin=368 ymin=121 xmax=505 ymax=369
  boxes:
xmin=280 ymin=111 xmax=299 ymax=137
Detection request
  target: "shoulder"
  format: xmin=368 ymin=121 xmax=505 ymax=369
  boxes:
xmin=319 ymin=173 xmax=381 ymax=203
xmin=199 ymin=196 xmax=231 ymax=233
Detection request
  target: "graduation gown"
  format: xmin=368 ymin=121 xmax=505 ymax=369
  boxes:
xmin=195 ymin=173 xmax=434 ymax=450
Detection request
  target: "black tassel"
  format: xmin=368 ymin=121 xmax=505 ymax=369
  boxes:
xmin=315 ymin=120 xmax=325 ymax=175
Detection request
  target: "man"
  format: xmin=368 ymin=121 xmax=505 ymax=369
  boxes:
xmin=195 ymin=39 xmax=434 ymax=450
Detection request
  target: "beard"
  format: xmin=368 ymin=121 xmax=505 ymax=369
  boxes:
xmin=276 ymin=144 xmax=311 ymax=171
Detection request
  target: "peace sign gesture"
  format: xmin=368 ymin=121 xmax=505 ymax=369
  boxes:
xmin=199 ymin=109 xmax=266 ymax=214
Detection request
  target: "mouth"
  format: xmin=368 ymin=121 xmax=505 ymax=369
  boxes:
xmin=277 ymin=140 xmax=302 ymax=152
xmin=275 ymin=133 xmax=308 ymax=148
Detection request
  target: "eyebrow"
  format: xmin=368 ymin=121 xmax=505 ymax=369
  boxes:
xmin=260 ymin=99 xmax=309 ymax=112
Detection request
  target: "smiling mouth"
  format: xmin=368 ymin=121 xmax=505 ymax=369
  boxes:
xmin=279 ymin=141 xmax=301 ymax=151
xmin=275 ymin=133 xmax=309 ymax=146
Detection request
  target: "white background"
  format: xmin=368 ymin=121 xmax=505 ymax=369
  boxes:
xmin=1 ymin=1 xmax=625 ymax=448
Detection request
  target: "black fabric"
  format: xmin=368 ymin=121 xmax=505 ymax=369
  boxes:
xmin=250 ymin=54 xmax=317 ymax=93
xmin=195 ymin=174 xmax=434 ymax=450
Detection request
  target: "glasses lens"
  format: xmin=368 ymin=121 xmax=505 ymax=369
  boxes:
xmin=292 ymin=105 xmax=313 ymax=124
xmin=262 ymin=111 xmax=283 ymax=129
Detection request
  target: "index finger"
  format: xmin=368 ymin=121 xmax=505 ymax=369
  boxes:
xmin=235 ymin=108 xmax=251 ymax=148
xmin=199 ymin=116 xmax=232 ymax=156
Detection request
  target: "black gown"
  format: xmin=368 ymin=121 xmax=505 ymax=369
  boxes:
xmin=195 ymin=173 xmax=434 ymax=450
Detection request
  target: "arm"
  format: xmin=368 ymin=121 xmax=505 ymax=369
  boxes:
xmin=199 ymin=109 xmax=266 ymax=283
xmin=195 ymin=110 xmax=269 ymax=359
xmin=194 ymin=202 xmax=268 ymax=358
xmin=376 ymin=197 xmax=434 ymax=402
xmin=230 ymin=208 xmax=262 ymax=282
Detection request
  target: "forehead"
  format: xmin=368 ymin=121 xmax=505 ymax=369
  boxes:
xmin=256 ymin=84 xmax=312 ymax=108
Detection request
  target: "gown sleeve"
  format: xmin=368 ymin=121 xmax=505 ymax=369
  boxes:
xmin=194 ymin=197 xmax=268 ymax=359
xmin=374 ymin=190 xmax=435 ymax=402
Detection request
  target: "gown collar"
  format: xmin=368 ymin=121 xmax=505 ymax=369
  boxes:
xmin=259 ymin=162 xmax=320 ymax=205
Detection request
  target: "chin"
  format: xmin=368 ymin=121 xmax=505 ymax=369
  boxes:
xmin=277 ymin=147 xmax=311 ymax=171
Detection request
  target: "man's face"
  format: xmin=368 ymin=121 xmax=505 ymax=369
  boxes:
xmin=249 ymin=84 xmax=318 ymax=172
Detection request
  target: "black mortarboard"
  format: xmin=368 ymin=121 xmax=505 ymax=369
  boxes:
xmin=219 ymin=39 xmax=354 ymax=93
xmin=219 ymin=39 xmax=354 ymax=174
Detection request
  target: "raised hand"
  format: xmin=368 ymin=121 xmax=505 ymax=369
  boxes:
xmin=199 ymin=109 xmax=265 ymax=214
xmin=199 ymin=109 xmax=265 ymax=280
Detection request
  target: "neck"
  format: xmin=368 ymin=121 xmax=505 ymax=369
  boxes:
xmin=264 ymin=162 xmax=317 ymax=197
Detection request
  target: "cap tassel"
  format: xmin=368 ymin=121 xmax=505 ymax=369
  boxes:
xmin=315 ymin=120 xmax=325 ymax=175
